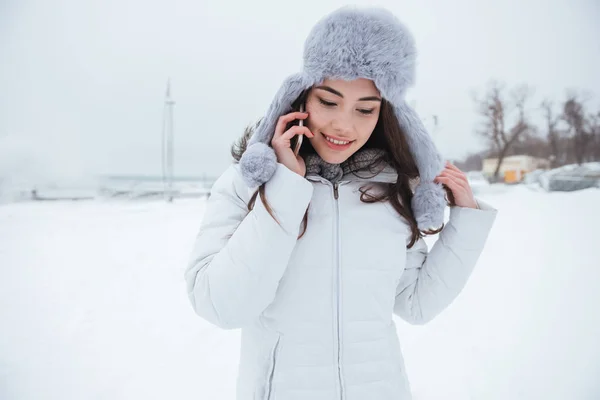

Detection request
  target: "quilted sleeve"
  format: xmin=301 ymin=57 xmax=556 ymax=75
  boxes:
xmin=393 ymin=199 xmax=497 ymax=325
xmin=184 ymin=163 xmax=313 ymax=329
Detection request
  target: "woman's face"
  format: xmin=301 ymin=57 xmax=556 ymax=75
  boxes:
xmin=304 ymin=78 xmax=382 ymax=165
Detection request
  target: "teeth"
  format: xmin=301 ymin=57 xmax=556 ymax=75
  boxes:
xmin=324 ymin=135 xmax=350 ymax=145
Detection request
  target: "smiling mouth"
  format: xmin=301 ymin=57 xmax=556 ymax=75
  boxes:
xmin=321 ymin=132 xmax=354 ymax=145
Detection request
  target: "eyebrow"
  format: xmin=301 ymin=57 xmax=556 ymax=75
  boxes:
xmin=315 ymin=85 xmax=382 ymax=102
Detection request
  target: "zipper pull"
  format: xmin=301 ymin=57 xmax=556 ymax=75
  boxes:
xmin=333 ymin=182 xmax=339 ymax=200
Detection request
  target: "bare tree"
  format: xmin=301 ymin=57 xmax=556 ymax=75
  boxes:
xmin=562 ymin=92 xmax=593 ymax=165
xmin=540 ymin=99 xmax=563 ymax=167
xmin=473 ymin=81 xmax=534 ymax=180
xmin=587 ymin=110 xmax=600 ymax=162
xmin=507 ymin=132 xmax=549 ymax=159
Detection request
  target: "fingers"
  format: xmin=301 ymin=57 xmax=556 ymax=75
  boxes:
xmin=274 ymin=112 xmax=309 ymax=138
xmin=439 ymin=168 xmax=468 ymax=187
xmin=437 ymin=162 xmax=468 ymax=188
xmin=434 ymin=176 xmax=464 ymax=194
xmin=281 ymin=125 xmax=314 ymax=140
xmin=436 ymin=162 xmax=477 ymax=208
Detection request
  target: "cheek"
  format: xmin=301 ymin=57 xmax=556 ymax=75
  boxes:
xmin=355 ymin=118 xmax=379 ymax=142
xmin=305 ymin=105 xmax=328 ymax=131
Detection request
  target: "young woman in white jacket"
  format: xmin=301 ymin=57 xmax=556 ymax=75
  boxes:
xmin=184 ymin=6 xmax=497 ymax=400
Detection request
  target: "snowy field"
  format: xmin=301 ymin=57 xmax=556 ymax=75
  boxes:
xmin=1 ymin=184 xmax=599 ymax=400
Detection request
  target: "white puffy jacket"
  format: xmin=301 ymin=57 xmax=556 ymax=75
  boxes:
xmin=185 ymin=162 xmax=497 ymax=400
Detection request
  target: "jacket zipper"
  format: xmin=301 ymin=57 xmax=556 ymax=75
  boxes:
xmin=333 ymin=182 xmax=344 ymax=399
xmin=305 ymin=176 xmax=345 ymax=399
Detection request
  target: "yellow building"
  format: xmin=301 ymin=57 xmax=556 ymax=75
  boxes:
xmin=482 ymin=155 xmax=550 ymax=183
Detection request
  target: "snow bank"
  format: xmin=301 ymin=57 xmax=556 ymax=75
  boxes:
xmin=1 ymin=186 xmax=599 ymax=399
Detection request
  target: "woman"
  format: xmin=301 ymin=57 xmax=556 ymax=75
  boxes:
xmin=185 ymin=6 xmax=497 ymax=400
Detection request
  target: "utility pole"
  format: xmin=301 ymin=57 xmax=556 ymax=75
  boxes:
xmin=162 ymin=79 xmax=175 ymax=202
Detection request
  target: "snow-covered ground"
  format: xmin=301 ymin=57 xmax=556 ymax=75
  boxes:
xmin=1 ymin=185 xmax=599 ymax=400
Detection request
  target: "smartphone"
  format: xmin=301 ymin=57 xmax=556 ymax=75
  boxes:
xmin=292 ymin=103 xmax=304 ymax=156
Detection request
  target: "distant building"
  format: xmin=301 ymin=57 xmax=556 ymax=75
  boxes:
xmin=482 ymin=155 xmax=551 ymax=183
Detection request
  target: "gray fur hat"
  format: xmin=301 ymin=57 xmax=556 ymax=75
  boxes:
xmin=239 ymin=5 xmax=446 ymax=230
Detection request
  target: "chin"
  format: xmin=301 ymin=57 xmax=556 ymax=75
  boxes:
xmin=315 ymin=146 xmax=354 ymax=165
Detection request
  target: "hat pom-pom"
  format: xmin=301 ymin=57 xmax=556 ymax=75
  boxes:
xmin=239 ymin=142 xmax=278 ymax=187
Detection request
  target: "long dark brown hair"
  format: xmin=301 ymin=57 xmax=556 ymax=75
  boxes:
xmin=231 ymin=89 xmax=454 ymax=248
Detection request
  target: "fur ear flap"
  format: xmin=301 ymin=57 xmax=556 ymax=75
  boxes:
xmin=240 ymin=73 xmax=308 ymax=187
xmin=393 ymin=102 xmax=444 ymax=181
xmin=412 ymin=181 xmax=446 ymax=231
xmin=393 ymin=102 xmax=446 ymax=230
xmin=248 ymin=73 xmax=308 ymax=147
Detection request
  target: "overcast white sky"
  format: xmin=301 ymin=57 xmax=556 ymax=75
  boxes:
xmin=1 ymin=0 xmax=599 ymax=180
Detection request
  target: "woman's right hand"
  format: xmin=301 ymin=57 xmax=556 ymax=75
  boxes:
xmin=271 ymin=111 xmax=314 ymax=177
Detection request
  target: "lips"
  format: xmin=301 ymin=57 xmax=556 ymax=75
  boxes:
xmin=321 ymin=132 xmax=353 ymax=150
xmin=322 ymin=132 xmax=353 ymax=144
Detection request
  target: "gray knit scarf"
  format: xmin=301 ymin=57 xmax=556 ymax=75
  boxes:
xmin=304 ymin=148 xmax=387 ymax=183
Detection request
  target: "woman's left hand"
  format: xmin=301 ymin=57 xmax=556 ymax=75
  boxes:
xmin=434 ymin=162 xmax=478 ymax=209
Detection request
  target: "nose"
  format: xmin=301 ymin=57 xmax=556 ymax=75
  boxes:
xmin=330 ymin=117 xmax=353 ymax=137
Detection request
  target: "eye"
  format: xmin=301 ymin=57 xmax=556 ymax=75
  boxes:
xmin=318 ymin=98 xmax=337 ymax=107
xmin=358 ymin=109 xmax=375 ymax=115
